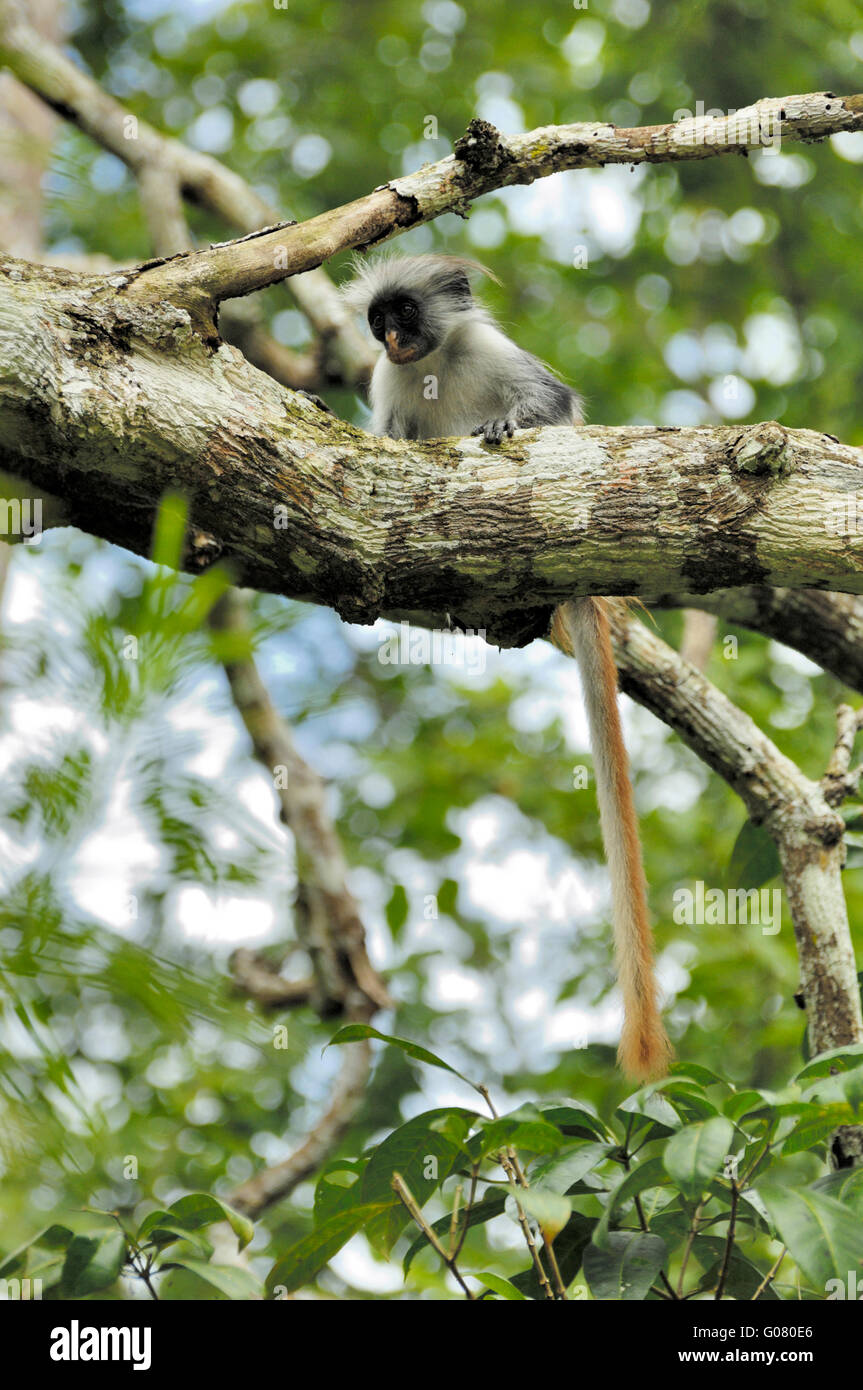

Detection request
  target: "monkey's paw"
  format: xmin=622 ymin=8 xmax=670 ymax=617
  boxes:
xmin=472 ymin=417 xmax=517 ymax=445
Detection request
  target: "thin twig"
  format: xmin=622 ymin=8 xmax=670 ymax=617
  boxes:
xmin=392 ymin=1173 xmax=475 ymax=1300
xmin=751 ymin=1247 xmax=787 ymax=1301
xmin=450 ymin=1167 xmax=479 ymax=1264
xmin=713 ymin=1181 xmax=739 ymax=1300
xmin=498 ymin=1152 xmax=556 ymax=1301
xmin=676 ymin=1199 xmax=706 ymax=1298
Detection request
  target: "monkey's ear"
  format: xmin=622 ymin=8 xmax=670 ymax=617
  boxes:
xmin=340 ymin=258 xmax=375 ymax=311
xmin=439 ymin=266 xmax=472 ymax=301
xmin=445 ymin=255 xmax=502 ymax=288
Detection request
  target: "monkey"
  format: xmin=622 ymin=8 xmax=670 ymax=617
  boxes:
xmin=343 ymin=253 xmax=671 ymax=1080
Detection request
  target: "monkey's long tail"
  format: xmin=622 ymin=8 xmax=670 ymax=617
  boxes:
xmin=551 ymin=597 xmax=672 ymax=1081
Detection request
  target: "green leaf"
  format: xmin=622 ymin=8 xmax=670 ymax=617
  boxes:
xmin=780 ymin=1105 xmax=856 ymax=1154
xmin=136 ymin=1213 xmax=213 ymax=1255
xmin=385 ymin=885 xmax=409 ymax=937
xmin=160 ymin=1259 xmax=264 ymax=1301
xmin=595 ymin=1157 xmax=669 ymax=1248
xmin=660 ymin=1081 xmax=719 ymax=1120
xmin=531 ymin=1142 xmax=615 ymax=1194
xmin=537 ymin=1101 xmax=609 ymax=1141
xmin=437 ymin=878 xmax=458 ymax=914
xmin=727 ymin=819 xmax=781 ymax=889
xmin=0 ymin=1225 xmax=74 ymax=1278
xmin=167 ymin=1194 xmax=254 ymax=1250
xmin=810 ymin=1167 xmax=863 ymax=1216
xmin=669 ymin=1062 xmax=726 ymax=1087
xmin=61 ymin=1227 xmax=126 ymax=1297
xmin=722 ymin=1089 xmax=767 ymax=1123
xmin=506 ymin=1187 xmax=572 ymax=1241
xmin=473 ymin=1271 xmax=527 ymax=1300
xmin=663 ymin=1117 xmax=735 ymax=1199
xmin=266 ymin=1203 xmax=390 ymax=1295
xmin=842 ymin=1067 xmax=863 ymax=1115
xmin=313 ymin=1161 xmax=366 ymax=1226
xmin=325 ymin=1025 xmax=480 ymax=1092
xmin=472 ymin=1106 xmax=567 ymax=1160
xmin=794 ymin=1045 xmax=863 ymax=1080
xmin=647 ymin=1209 xmax=694 ymax=1254
xmin=756 ymin=1183 xmax=863 ymax=1288
xmin=618 ymin=1088 xmax=682 ymax=1133
xmin=24 ymin=1253 xmax=67 ymax=1295
xmin=583 ymin=1231 xmax=666 ymax=1301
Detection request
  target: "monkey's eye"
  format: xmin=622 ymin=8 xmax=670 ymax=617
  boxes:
xmin=370 ymin=313 xmax=384 ymax=334
xmin=399 ymin=301 xmax=418 ymax=320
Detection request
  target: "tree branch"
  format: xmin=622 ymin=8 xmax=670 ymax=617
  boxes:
xmin=209 ymin=589 xmax=389 ymax=1218
xmin=2 ymin=2 xmax=859 ymax=318
xmin=230 ymin=1035 xmax=372 ymax=1218
xmin=210 ymin=588 xmax=390 ymax=1017
xmin=0 ymin=0 xmax=373 ymax=382
xmin=607 ymin=601 xmax=863 ymax=1139
xmin=80 ymin=91 xmax=863 ymax=312
xmin=658 ymin=587 xmax=863 ymax=695
xmin=2 ymin=265 xmax=862 ymax=644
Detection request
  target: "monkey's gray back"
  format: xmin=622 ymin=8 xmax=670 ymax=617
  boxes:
xmin=369 ymin=317 xmax=582 ymax=440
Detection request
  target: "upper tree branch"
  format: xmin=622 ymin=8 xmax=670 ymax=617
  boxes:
xmin=2 ymin=0 xmax=859 ymax=319
xmin=103 ymin=91 xmax=863 ymax=314
xmin=0 ymin=0 xmax=373 ymax=382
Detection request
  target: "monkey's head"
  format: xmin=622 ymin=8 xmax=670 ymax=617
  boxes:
xmin=342 ymin=254 xmax=496 ymax=365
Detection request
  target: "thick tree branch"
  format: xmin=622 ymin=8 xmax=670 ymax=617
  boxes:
xmin=2 ymin=263 xmax=863 ymax=644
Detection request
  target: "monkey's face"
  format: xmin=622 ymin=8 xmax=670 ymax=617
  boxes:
xmin=368 ymin=295 xmax=438 ymax=364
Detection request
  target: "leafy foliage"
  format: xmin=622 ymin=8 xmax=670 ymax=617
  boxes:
xmin=2 ymin=0 xmax=863 ymax=1301
xmin=266 ymin=1036 xmax=863 ymax=1300
xmin=1 ymin=1195 xmax=260 ymax=1301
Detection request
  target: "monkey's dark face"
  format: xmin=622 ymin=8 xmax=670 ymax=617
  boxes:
xmin=368 ymin=294 xmax=439 ymax=364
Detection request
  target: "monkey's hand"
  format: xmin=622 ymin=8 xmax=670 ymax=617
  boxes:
xmin=472 ymin=417 xmax=517 ymax=445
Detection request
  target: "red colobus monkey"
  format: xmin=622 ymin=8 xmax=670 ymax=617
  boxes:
xmin=343 ymin=254 xmax=671 ymax=1079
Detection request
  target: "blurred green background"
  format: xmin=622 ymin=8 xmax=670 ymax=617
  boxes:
xmin=1 ymin=0 xmax=862 ymax=1297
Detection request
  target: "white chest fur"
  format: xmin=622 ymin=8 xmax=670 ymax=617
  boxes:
xmin=369 ymin=322 xmax=522 ymax=440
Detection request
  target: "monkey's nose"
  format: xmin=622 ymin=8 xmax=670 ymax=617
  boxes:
xmin=385 ymin=330 xmax=418 ymax=364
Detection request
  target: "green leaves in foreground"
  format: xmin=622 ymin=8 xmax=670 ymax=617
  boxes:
xmin=663 ymin=1117 xmax=735 ymax=1200
xmin=755 ymin=1185 xmax=863 ymax=1290
xmin=262 ymin=1032 xmax=863 ymax=1301
xmin=0 ymin=1194 xmax=261 ymax=1301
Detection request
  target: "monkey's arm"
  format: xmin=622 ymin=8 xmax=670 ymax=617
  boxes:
xmin=471 ymin=347 xmax=582 ymax=443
